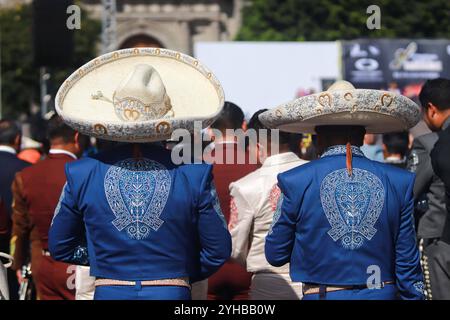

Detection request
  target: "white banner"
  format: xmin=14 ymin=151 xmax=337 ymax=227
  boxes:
xmin=194 ymin=42 xmax=340 ymax=117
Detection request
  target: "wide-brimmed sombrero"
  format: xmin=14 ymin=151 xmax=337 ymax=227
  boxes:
xmin=259 ymin=80 xmax=421 ymax=134
xmin=55 ymin=47 xmax=224 ymax=142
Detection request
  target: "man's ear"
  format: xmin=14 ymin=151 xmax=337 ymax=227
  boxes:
xmin=205 ymin=127 xmax=214 ymax=141
xmin=257 ymin=141 xmax=268 ymax=164
xmin=14 ymin=134 xmax=21 ymax=150
xmin=241 ymin=121 xmax=248 ymax=131
xmin=428 ymin=103 xmax=439 ymax=117
xmin=74 ymin=131 xmax=80 ymax=145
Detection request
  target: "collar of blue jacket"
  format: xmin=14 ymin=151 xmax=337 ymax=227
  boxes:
xmin=321 ymin=145 xmax=365 ymax=158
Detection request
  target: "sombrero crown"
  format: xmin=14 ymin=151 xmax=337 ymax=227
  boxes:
xmin=55 ymin=48 xmax=224 ymax=142
xmin=259 ymin=80 xmax=421 ymax=134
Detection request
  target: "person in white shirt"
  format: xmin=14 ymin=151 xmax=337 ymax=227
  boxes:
xmin=229 ymin=110 xmax=308 ymax=300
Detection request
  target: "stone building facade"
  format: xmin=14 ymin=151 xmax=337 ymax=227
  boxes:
xmin=82 ymin=0 xmax=245 ymax=54
xmin=0 ymin=0 xmax=245 ymax=54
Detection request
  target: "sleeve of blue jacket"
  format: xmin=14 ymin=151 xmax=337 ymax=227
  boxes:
xmin=195 ymin=166 xmax=232 ymax=281
xmin=265 ymin=174 xmax=299 ymax=267
xmin=48 ymin=164 xmax=89 ymax=266
xmin=395 ymin=175 xmax=425 ymax=300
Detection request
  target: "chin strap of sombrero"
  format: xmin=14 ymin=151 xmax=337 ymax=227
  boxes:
xmin=132 ymin=143 xmax=143 ymax=159
xmin=346 ymin=142 xmax=353 ymax=177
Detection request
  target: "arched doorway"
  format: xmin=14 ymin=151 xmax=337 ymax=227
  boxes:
xmin=119 ymin=34 xmax=164 ymax=49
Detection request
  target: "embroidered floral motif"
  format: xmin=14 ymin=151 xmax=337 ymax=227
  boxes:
xmin=320 ymin=168 xmax=384 ymax=250
xmin=210 ymin=182 xmax=228 ymax=229
xmin=321 ymin=145 xmax=365 ymax=158
xmin=269 ymin=184 xmax=282 ymax=212
xmin=104 ymin=158 xmax=171 ymax=240
xmin=51 ymin=182 xmax=67 ymax=226
xmin=413 ymin=281 xmax=425 ymax=295
xmin=268 ymin=193 xmax=284 ymax=235
xmin=228 ymin=197 xmax=238 ymax=230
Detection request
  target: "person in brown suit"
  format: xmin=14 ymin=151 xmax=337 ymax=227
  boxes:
xmin=10 ymin=115 xmax=84 ymax=300
xmin=204 ymin=102 xmax=260 ymax=300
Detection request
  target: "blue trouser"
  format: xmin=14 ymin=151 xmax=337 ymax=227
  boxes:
xmin=94 ymin=283 xmax=191 ymax=300
xmin=302 ymin=284 xmax=398 ymax=300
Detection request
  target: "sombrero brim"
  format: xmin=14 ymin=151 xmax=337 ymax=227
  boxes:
xmin=259 ymin=89 xmax=421 ymax=134
xmin=56 ymin=48 xmax=224 ymax=142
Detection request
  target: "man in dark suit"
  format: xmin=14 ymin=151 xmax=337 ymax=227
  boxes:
xmin=0 ymin=120 xmax=30 ymax=300
xmin=10 ymin=115 xmax=83 ymax=300
xmin=204 ymin=102 xmax=259 ymax=300
xmin=408 ymin=132 xmax=448 ymax=299
xmin=418 ymin=78 xmax=450 ymax=300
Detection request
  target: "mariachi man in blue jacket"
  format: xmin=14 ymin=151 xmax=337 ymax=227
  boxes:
xmin=261 ymin=81 xmax=425 ymax=300
xmin=48 ymin=48 xmax=231 ymax=300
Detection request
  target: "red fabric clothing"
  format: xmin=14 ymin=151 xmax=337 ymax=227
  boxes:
xmin=11 ymin=153 xmax=76 ymax=300
xmin=205 ymin=142 xmax=259 ymax=300
xmin=34 ymin=255 xmax=75 ymax=300
xmin=19 ymin=153 xmax=75 ymax=249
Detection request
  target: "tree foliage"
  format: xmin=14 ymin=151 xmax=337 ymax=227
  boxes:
xmin=236 ymin=0 xmax=450 ymax=41
xmin=0 ymin=2 xmax=100 ymax=118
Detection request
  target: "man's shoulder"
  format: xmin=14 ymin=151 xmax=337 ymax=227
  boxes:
xmin=0 ymin=152 xmax=30 ymax=170
xmin=370 ymin=160 xmax=415 ymax=190
xmin=233 ymin=166 xmax=263 ymax=187
xmin=230 ymin=167 xmax=265 ymax=199
xmin=435 ymin=126 xmax=450 ymax=147
xmin=65 ymin=156 xmax=99 ymax=178
xmin=278 ymin=157 xmax=322 ymax=180
xmin=21 ymin=155 xmax=69 ymax=174
xmin=413 ymin=132 xmax=438 ymax=150
xmin=178 ymin=162 xmax=212 ymax=177
xmin=431 ymin=127 xmax=450 ymax=169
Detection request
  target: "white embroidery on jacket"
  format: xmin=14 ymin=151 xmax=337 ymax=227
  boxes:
xmin=320 ymin=168 xmax=384 ymax=250
xmin=413 ymin=281 xmax=425 ymax=295
xmin=210 ymin=182 xmax=228 ymax=229
xmin=321 ymin=145 xmax=365 ymax=158
xmin=104 ymin=158 xmax=171 ymax=240
xmin=51 ymin=182 xmax=67 ymax=226
xmin=268 ymin=193 xmax=284 ymax=235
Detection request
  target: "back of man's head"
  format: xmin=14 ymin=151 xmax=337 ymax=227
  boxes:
xmin=47 ymin=115 xmax=76 ymax=144
xmin=248 ymin=109 xmax=300 ymax=151
xmin=316 ymin=125 xmax=366 ymax=145
xmin=419 ymin=78 xmax=450 ymax=110
xmin=0 ymin=119 xmax=21 ymax=146
xmin=211 ymin=101 xmax=245 ymax=133
xmin=382 ymin=132 xmax=409 ymax=157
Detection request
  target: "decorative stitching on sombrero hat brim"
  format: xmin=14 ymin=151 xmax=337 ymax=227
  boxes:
xmin=259 ymin=89 xmax=420 ymax=134
xmin=55 ymin=48 xmax=225 ymax=142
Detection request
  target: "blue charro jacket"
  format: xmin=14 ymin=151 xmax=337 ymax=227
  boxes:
xmin=49 ymin=143 xmax=231 ymax=283
xmin=265 ymin=145 xmax=424 ymax=300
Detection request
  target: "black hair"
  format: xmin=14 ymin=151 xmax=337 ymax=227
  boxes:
xmin=419 ymin=78 xmax=450 ymax=110
xmin=0 ymin=119 xmax=21 ymax=145
xmin=46 ymin=114 xmax=76 ymax=143
xmin=210 ymin=101 xmax=245 ymax=132
xmin=315 ymin=125 xmax=366 ymax=138
xmin=248 ymin=109 xmax=302 ymax=151
xmin=382 ymin=131 xmax=409 ymax=157
xmin=315 ymin=125 xmax=366 ymax=147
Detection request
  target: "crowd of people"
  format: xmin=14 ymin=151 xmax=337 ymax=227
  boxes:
xmin=0 ymin=47 xmax=450 ymax=301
